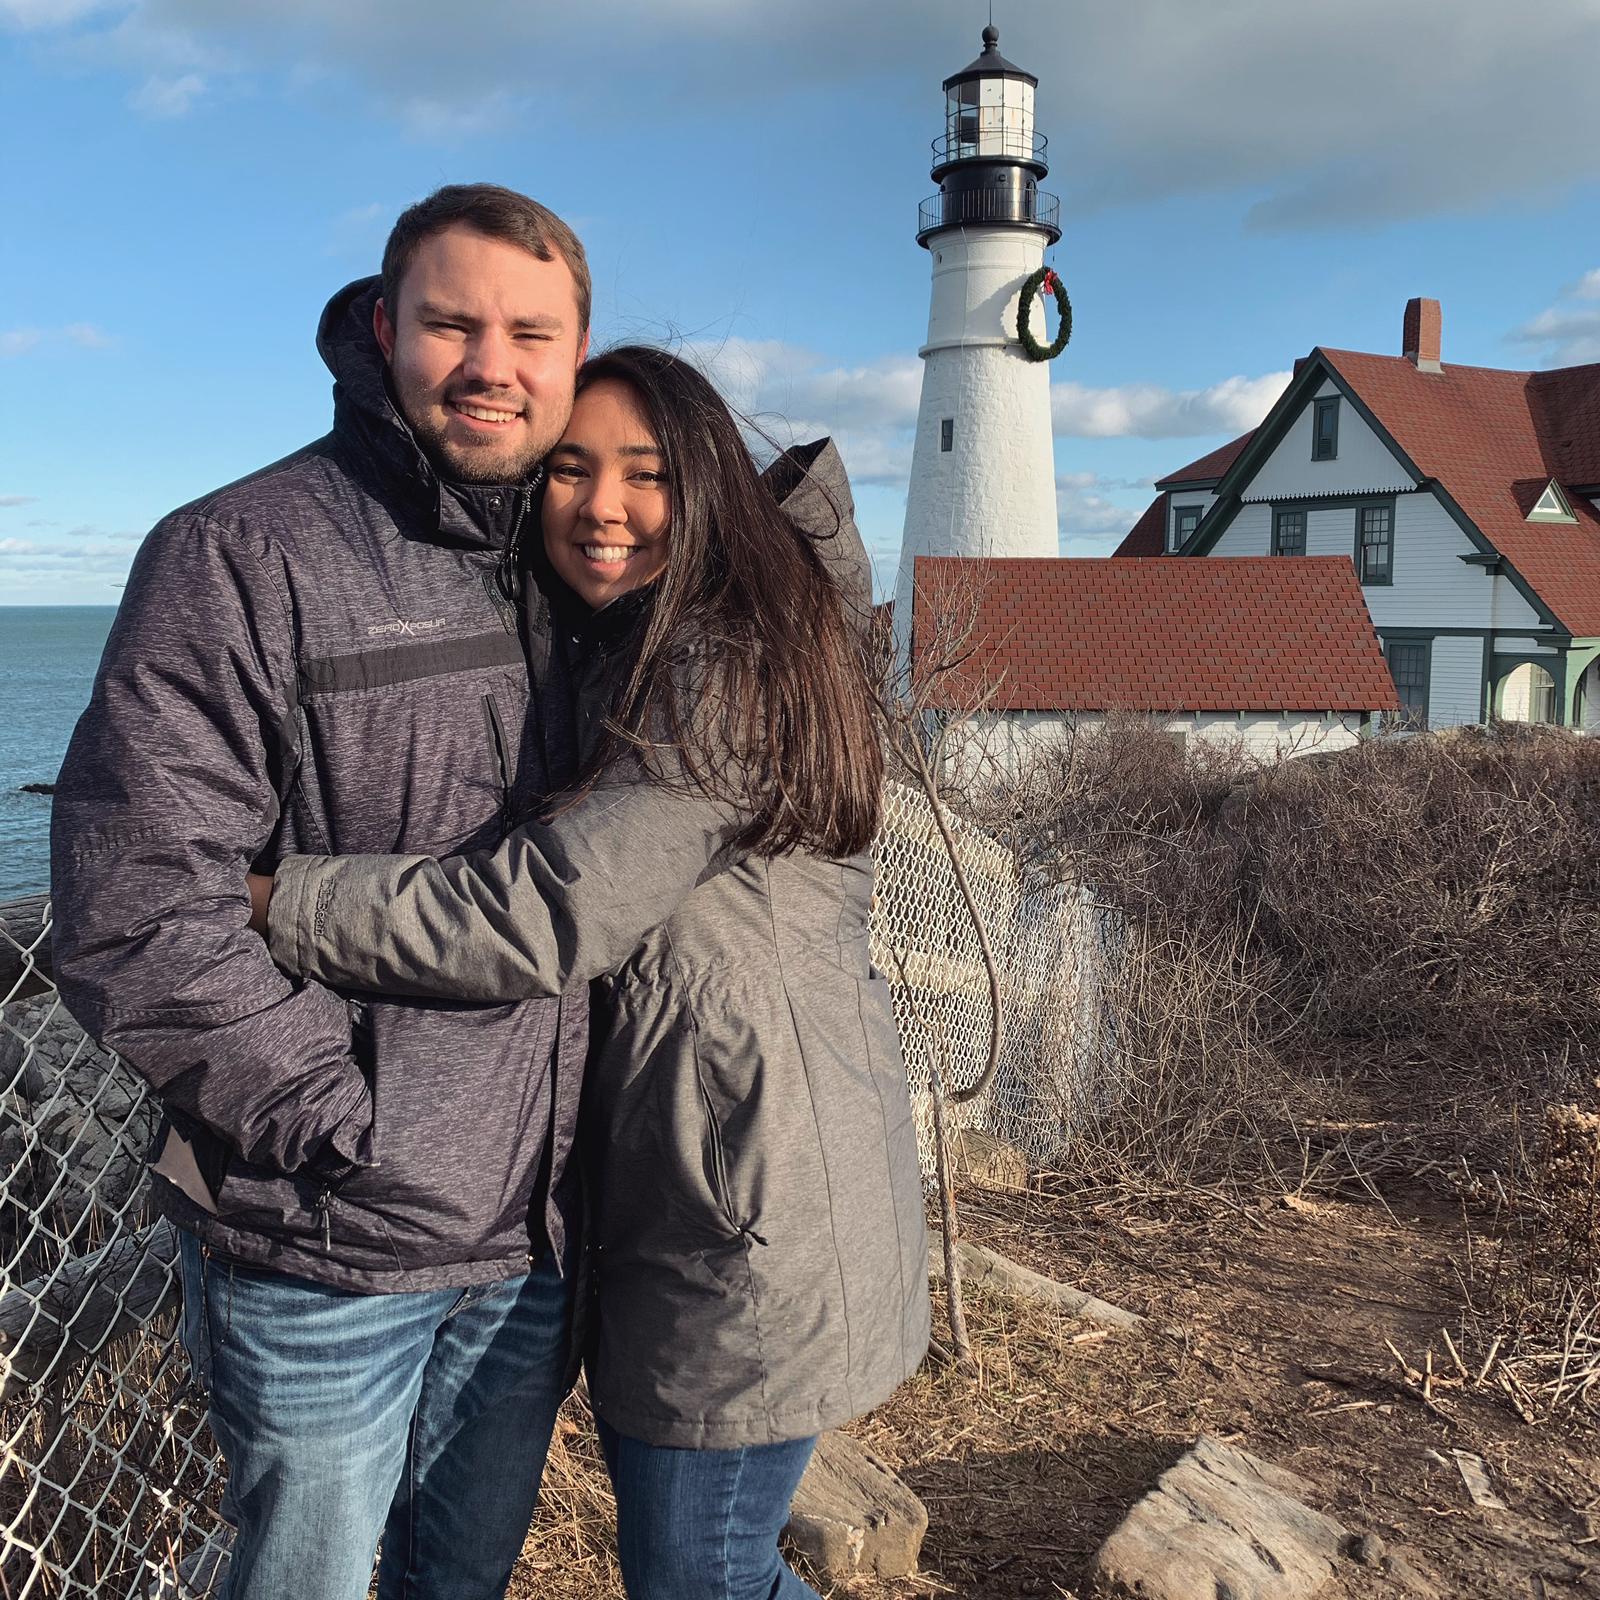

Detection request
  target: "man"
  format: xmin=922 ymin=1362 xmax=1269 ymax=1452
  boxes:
xmin=51 ymin=185 xmax=590 ymax=1600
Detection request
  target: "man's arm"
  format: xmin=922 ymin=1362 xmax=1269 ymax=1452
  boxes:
xmin=51 ymin=512 xmax=372 ymax=1176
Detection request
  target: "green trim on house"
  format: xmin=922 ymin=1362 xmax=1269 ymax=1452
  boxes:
xmin=1562 ymin=638 xmax=1600 ymax=726
xmin=1175 ymin=355 xmax=1564 ymax=632
xmin=1490 ymin=651 xmax=1568 ymax=726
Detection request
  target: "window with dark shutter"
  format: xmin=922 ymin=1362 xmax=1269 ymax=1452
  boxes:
xmin=1386 ymin=639 xmax=1429 ymax=728
xmin=1272 ymin=507 xmax=1306 ymax=556
xmin=1172 ymin=505 xmax=1203 ymax=551
xmin=1313 ymin=396 xmax=1339 ymax=461
xmin=940 ymin=418 xmax=954 ymax=452
xmin=1357 ymin=502 xmax=1393 ymax=584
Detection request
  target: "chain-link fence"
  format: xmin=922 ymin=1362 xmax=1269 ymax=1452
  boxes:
xmin=871 ymin=782 xmax=1114 ymax=1173
xmin=0 ymin=784 xmax=1111 ymax=1596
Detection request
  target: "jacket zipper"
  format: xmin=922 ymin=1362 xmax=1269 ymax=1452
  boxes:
xmin=482 ymin=693 xmax=513 ymax=832
xmin=696 ymin=1074 xmax=765 ymax=1242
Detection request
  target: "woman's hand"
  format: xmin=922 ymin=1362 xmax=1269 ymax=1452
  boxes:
xmin=246 ymin=872 xmax=274 ymax=936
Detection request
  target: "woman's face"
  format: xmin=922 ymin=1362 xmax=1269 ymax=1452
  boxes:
xmin=542 ymin=378 xmax=670 ymax=609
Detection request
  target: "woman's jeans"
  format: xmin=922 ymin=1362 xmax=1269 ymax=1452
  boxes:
xmin=597 ymin=1416 xmax=820 ymax=1600
xmin=178 ymin=1229 xmax=573 ymax=1600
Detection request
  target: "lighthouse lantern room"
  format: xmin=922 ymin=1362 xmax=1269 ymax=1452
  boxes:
xmin=895 ymin=25 xmax=1063 ymax=655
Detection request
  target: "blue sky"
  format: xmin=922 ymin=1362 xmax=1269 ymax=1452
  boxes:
xmin=4 ymin=0 xmax=1600 ymax=604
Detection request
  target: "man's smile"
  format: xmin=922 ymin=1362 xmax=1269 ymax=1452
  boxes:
xmin=447 ymin=398 xmax=524 ymax=428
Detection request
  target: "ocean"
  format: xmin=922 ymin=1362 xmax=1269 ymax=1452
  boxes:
xmin=0 ymin=607 xmax=117 ymax=902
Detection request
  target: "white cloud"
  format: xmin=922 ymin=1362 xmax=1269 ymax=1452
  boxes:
xmin=0 ymin=496 xmax=37 ymax=507
xmin=1511 ymin=272 xmax=1600 ymax=366
xmin=63 ymin=322 xmax=114 ymax=348
xmin=681 ymin=338 xmax=922 ymax=487
xmin=0 ymin=538 xmax=35 ymax=554
xmin=1051 ymin=372 xmax=1290 ymax=439
xmin=1057 ymin=471 xmax=1143 ymax=554
xmin=1 ymin=324 xmax=117 ymax=356
xmin=0 ymin=0 xmax=118 ymax=27
xmin=24 ymin=0 xmax=1600 ymax=226
xmin=127 ymin=69 xmax=205 ymax=116
xmin=677 ymin=338 xmax=1285 ymax=499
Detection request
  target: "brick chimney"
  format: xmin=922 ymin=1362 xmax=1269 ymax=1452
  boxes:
xmin=1403 ymin=297 xmax=1442 ymax=372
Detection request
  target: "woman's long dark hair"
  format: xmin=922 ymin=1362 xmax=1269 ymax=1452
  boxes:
xmin=563 ymin=345 xmax=883 ymax=858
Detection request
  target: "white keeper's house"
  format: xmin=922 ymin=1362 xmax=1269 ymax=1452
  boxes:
xmin=1116 ymin=299 xmax=1600 ymax=732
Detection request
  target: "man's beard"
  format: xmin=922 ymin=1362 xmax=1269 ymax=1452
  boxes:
xmin=390 ymin=369 xmax=567 ymax=486
xmin=408 ymin=406 xmax=555 ymax=486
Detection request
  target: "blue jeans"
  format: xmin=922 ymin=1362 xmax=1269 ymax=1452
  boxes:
xmin=597 ymin=1417 xmax=820 ymax=1600
xmin=178 ymin=1230 xmax=572 ymax=1600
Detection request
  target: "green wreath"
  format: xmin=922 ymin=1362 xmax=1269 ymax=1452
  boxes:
xmin=1017 ymin=266 xmax=1072 ymax=361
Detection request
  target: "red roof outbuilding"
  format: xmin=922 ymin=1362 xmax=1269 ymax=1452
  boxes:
xmin=912 ymin=556 xmax=1400 ymax=714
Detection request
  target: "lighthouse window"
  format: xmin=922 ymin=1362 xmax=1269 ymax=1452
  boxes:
xmin=940 ymin=418 xmax=955 ymax=452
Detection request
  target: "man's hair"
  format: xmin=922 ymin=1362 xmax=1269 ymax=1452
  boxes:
xmin=380 ymin=184 xmax=592 ymax=335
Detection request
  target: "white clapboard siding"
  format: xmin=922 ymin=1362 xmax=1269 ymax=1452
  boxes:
xmin=1242 ymin=381 xmax=1415 ymax=502
xmin=1427 ymin=636 xmax=1485 ymax=728
xmin=1210 ymin=491 xmax=1544 ymax=633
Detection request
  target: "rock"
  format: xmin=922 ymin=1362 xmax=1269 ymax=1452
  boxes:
xmin=928 ymin=1231 xmax=1143 ymax=1331
xmin=785 ymin=1430 xmax=927 ymax=1580
xmin=1348 ymin=1532 xmax=1387 ymax=1567
xmin=1091 ymin=1434 xmax=1346 ymax=1600
xmin=952 ymin=1127 xmax=1031 ymax=1189
xmin=17 ymin=783 xmax=54 ymax=796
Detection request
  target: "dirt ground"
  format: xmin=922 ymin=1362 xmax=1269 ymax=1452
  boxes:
xmin=511 ymin=1179 xmax=1599 ymax=1599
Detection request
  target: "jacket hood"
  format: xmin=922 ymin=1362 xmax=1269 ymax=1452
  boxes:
xmin=764 ymin=438 xmax=872 ymax=635
xmin=316 ymin=276 xmax=531 ymax=553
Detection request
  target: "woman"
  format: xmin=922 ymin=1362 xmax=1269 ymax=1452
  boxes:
xmin=253 ymin=347 xmax=930 ymax=1600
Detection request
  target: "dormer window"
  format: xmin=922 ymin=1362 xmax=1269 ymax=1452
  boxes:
xmin=1171 ymin=504 xmax=1203 ymax=552
xmin=1312 ymin=396 xmax=1340 ymax=461
xmin=1527 ymin=479 xmax=1578 ymax=523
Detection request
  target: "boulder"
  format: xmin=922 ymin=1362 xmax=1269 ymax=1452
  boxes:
xmin=786 ymin=1430 xmax=927 ymax=1580
xmin=1091 ymin=1435 xmax=1346 ymax=1600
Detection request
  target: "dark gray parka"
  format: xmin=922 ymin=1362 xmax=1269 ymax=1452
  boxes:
xmin=50 ymin=280 xmax=585 ymax=1291
xmin=266 ymin=448 xmax=931 ymax=1447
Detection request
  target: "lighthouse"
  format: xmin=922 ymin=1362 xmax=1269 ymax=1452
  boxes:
xmin=895 ymin=25 xmax=1063 ymax=654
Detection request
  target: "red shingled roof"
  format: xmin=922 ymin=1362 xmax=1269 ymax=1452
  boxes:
xmin=912 ymin=556 xmax=1399 ymax=713
xmin=1318 ymin=351 xmax=1600 ymax=636
xmin=1113 ymin=492 xmax=1167 ymax=557
xmin=1155 ymin=431 xmax=1255 ymax=487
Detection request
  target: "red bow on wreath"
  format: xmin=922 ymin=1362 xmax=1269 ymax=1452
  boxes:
xmin=1041 ymin=270 xmax=1058 ymax=295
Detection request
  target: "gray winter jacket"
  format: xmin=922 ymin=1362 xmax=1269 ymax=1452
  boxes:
xmin=266 ymin=447 xmax=931 ymax=1446
xmin=50 ymin=278 xmax=585 ymax=1292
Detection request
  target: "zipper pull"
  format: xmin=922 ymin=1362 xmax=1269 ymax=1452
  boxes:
xmin=314 ymin=1187 xmax=334 ymax=1252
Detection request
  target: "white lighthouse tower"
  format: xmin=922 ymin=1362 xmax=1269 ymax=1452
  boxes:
xmin=895 ymin=25 xmax=1063 ymax=654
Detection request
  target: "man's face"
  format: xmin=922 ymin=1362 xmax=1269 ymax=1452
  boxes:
xmin=375 ymin=223 xmax=587 ymax=485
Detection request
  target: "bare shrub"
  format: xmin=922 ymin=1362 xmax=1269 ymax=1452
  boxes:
xmin=1003 ymin=721 xmax=1597 ymax=1143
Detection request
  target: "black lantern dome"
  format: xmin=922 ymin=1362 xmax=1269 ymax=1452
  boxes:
xmin=917 ymin=25 xmax=1061 ymax=247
